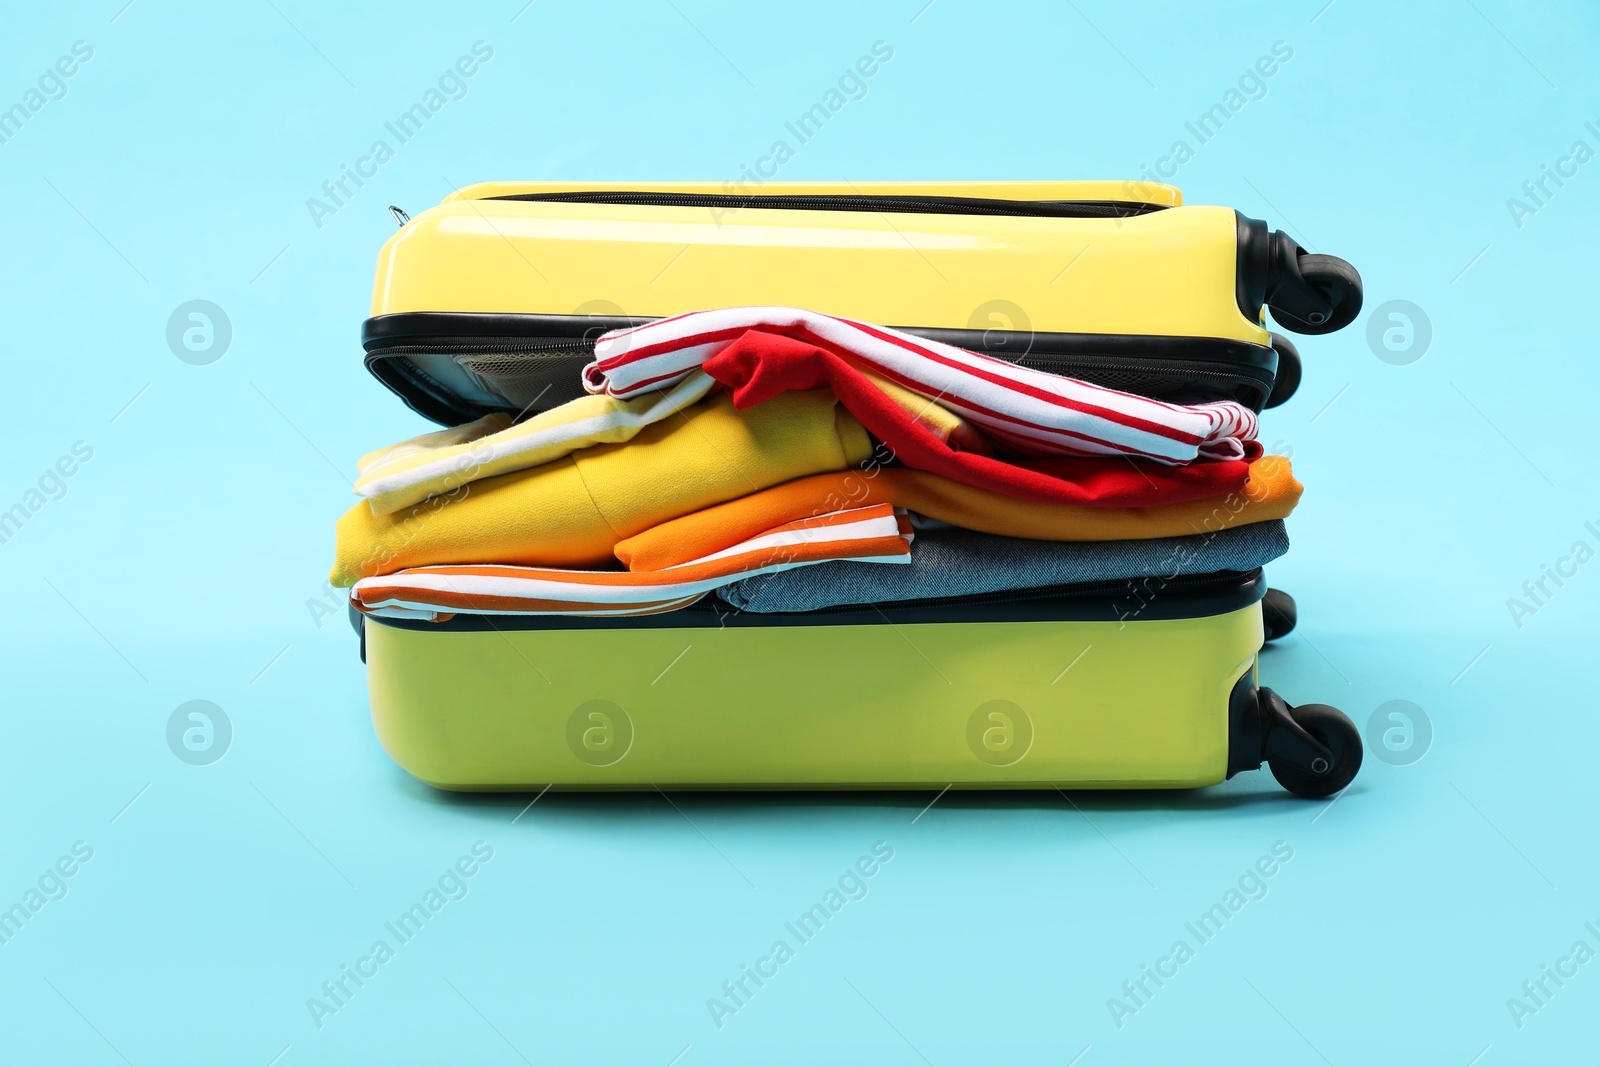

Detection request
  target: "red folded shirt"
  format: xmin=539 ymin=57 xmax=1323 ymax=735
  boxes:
xmin=702 ymin=328 xmax=1258 ymax=508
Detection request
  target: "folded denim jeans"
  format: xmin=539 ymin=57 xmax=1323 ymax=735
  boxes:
xmin=719 ymin=520 xmax=1288 ymax=613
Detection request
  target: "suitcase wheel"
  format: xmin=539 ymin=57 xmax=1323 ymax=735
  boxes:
xmin=1229 ymin=685 xmax=1363 ymax=797
xmin=1269 ymin=251 xmax=1364 ymax=336
xmin=1265 ymin=698 xmax=1362 ymax=799
xmin=1262 ymin=587 xmax=1297 ymax=642
xmin=1264 ymin=333 xmax=1301 ymax=408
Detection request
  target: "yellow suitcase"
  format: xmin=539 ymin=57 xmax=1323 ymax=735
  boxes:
xmin=350 ymin=180 xmax=1365 ymax=798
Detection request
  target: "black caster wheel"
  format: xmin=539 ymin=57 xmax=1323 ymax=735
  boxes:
xmin=1270 ymin=252 xmax=1363 ymax=335
xmin=1264 ymin=333 xmax=1301 ymax=409
xmin=1262 ymin=588 xmax=1298 ymax=642
xmin=1295 ymin=254 xmax=1364 ymax=334
xmin=1226 ymin=684 xmax=1364 ymax=798
xmin=1267 ymin=702 xmax=1362 ymax=799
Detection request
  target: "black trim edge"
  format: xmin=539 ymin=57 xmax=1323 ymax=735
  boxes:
xmin=1235 ymin=212 xmax=1272 ymax=326
xmin=1226 ymin=669 xmax=1263 ymax=778
xmin=362 ymin=312 xmax=653 ymax=347
xmin=364 ymin=350 xmax=479 ymax=428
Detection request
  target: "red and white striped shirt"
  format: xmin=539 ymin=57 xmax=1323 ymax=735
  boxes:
xmin=351 ymin=504 xmax=912 ymax=621
xmin=585 ymin=307 xmax=1257 ymax=466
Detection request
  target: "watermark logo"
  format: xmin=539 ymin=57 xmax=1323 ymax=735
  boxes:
xmin=0 ymin=40 xmax=94 ymax=148
xmin=706 ymin=841 xmax=895 ymax=1030
xmin=306 ymin=42 xmax=495 ymax=230
xmin=575 ymin=299 xmax=634 ymax=361
xmin=166 ymin=700 xmax=232 ymax=766
xmin=968 ymin=300 xmax=1035 ymax=360
xmin=710 ymin=40 xmax=895 ymax=224
xmin=966 ymin=700 xmax=1033 ymax=767
xmin=306 ymin=841 xmax=494 ymax=1029
xmin=1507 ymin=522 xmax=1600 ymax=629
xmin=1107 ymin=841 xmax=1294 ymax=1029
xmin=1366 ymin=299 xmax=1431 ymax=365
xmin=167 ymin=300 xmax=232 ymax=365
xmin=566 ymin=700 xmax=633 ymax=767
xmin=1506 ymin=920 xmax=1600 ymax=1030
xmin=0 ymin=440 xmax=94 ymax=548
xmin=1365 ymin=700 xmax=1432 ymax=767
xmin=1130 ymin=41 xmax=1293 ymax=187
xmin=1506 ymin=121 xmax=1600 ymax=230
xmin=574 ymin=298 xmax=628 ymax=322
xmin=0 ymin=841 xmax=94 ymax=948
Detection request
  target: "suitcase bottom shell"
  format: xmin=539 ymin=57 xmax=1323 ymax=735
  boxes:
xmin=357 ymin=573 xmax=1360 ymax=798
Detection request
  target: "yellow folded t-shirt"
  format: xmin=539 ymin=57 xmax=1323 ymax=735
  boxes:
xmin=331 ymin=389 xmax=872 ymax=586
xmin=353 ymin=372 xmax=718 ymax=516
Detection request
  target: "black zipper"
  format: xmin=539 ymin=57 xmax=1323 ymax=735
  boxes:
xmin=366 ymin=337 xmax=597 ymax=356
xmin=480 ymin=190 xmax=1166 ymax=219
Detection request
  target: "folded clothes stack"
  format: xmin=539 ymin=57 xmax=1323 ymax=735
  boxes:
xmin=332 ymin=307 xmax=1300 ymax=622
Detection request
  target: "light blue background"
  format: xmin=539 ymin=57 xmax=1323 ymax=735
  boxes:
xmin=3 ymin=1 xmax=1597 ymax=1063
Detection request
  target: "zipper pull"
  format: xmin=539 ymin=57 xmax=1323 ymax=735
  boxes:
xmin=388 ymin=205 xmax=411 ymax=228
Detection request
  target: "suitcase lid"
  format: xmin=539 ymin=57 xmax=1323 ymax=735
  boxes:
xmin=363 ymin=182 xmax=1285 ymax=426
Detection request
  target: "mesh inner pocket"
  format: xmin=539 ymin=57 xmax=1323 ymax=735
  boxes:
xmin=453 ymin=350 xmax=593 ymax=412
xmin=1013 ymin=358 xmax=1259 ymax=406
xmin=1019 ymin=360 xmax=1188 ymax=397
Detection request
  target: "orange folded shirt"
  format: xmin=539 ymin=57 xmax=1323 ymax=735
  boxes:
xmin=615 ymin=455 xmax=1301 ymax=572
